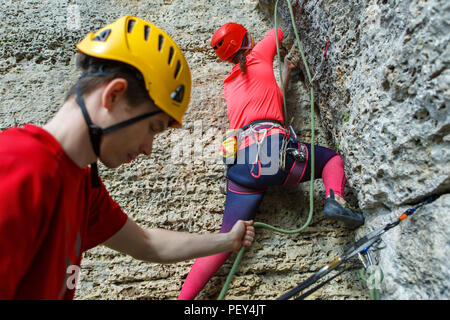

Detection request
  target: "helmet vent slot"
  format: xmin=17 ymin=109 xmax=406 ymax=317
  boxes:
xmin=171 ymin=85 xmax=185 ymax=103
xmin=92 ymin=29 xmax=111 ymax=42
xmin=127 ymin=19 xmax=136 ymax=33
xmin=168 ymin=47 xmax=174 ymax=65
xmin=174 ymin=60 xmax=181 ymax=78
xmin=158 ymin=35 xmax=164 ymax=51
xmin=144 ymin=25 xmax=151 ymax=41
xmin=213 ymin=40 xmax=224 ymax=50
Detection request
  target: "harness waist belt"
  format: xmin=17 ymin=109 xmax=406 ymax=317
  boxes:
xmin=238 ymin=120 xmax=287 ymax=150
xmin=239 ymin=118 xmax=284 ymax=132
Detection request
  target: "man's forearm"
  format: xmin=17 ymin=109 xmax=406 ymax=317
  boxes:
xmin=103 ymin=217 xmax=253 ymax=264
xmin=142 ymin=228 xmax=233 ymax=264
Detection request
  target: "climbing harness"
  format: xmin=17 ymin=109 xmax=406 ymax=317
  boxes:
xmin=218 ymin=0 xmax=317 ymax=300
xmin=283 ymin=125 xmax=307 ymax=168
xmin=279 ymin=126 xmax=306 ymax=171
xmin=279 ymin=134 xmax=289 ymax=171
xmin=238 ymin=121 xmax=286 ymax=177
xmin=249 ymin=127 xmax=269 ymax=178
xmin=277 ymin=194 xmax=439 ymax=300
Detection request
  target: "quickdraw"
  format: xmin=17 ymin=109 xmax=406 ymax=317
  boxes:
xmin=277 ymin=194 xmax=440 ymax=300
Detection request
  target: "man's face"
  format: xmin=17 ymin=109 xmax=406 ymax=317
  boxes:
xmin=99 ymin=100 xmax=171 ymax=169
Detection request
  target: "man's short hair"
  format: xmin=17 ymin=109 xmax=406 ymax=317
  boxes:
xmin=65 ymin=53 xmax=153 ymax=107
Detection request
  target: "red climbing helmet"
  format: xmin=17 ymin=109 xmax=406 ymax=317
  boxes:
xmin=211 ymin=23 xmax=250 ymax=62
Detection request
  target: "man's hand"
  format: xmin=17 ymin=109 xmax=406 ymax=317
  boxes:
xmin=228 ymin=220 xmax=255 ymax=252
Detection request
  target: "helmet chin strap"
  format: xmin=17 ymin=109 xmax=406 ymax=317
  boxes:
xmin=229 ymin=33 xmax=254 ymax=63
xmin=75 ymin=71 xmax=162 ymax=188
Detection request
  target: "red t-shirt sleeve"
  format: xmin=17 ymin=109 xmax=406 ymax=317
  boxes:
xmin=81 ymin=179 xmax=128 ymax=252
xmin=252 ymin=28 xmax=284 ymax=63
xmin=0 ymin=161 xmax=56 ymax=299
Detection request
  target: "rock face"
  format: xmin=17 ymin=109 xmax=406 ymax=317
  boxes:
xmin=259 ymin=0 xmax=449 ymax=299
xmin=0 ymin=0 xmax=448 ymax=300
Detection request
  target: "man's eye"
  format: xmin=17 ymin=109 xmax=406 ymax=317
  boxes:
xmin=150 ymin=120 xmax=166 ymax=134
xmin=150 ymin=126 xmax=163 ymax=134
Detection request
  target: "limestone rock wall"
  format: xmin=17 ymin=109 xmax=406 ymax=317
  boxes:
xmin=259 ymin=0 xmax=449 ymax=299
xmin=0 ymin=0 xmax=447 ymax=300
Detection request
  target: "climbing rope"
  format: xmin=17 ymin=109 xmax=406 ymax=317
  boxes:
xmin=218 ymin=0 xmax=316 ymax=300
xmin=360 ymin=266 xmax=384 ymax=300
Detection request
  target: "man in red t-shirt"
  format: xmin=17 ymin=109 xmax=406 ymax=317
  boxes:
xmin=0 ymin=16 xmax=254 ymax=299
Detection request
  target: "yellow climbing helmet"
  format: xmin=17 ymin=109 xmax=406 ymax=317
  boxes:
xmin=76 ymin=16 xmax=191 ymax=128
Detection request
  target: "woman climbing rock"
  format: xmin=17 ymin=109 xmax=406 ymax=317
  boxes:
xmin=178 ymin=23 xmax=364 ymax=300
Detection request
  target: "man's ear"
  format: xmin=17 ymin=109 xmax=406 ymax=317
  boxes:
xmin=101 ymin=78 xmax=128 ymax=111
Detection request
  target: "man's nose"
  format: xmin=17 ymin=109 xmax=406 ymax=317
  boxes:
xmin=140 ymin=136 xmax=154 ymax=156
xmin=140 ymin=144 xmax=152 ymax=156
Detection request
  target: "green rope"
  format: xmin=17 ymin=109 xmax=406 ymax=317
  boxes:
xmin=218 ymin=0 xmax=316 ymax=300
xmin=359 ymin=267 xmax=384 ymax=300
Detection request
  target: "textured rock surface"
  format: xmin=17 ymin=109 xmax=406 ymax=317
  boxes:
xmin=260 ymin=0 xmax=449 ymax=299
xmin=0 ymin=0 xmax=448 ymax=300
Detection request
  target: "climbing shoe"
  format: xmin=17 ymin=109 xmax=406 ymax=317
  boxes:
xmin=323 ymin=189 xmax=364 ymax=229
